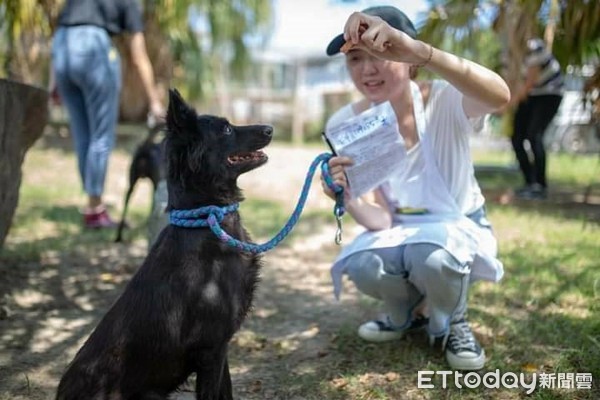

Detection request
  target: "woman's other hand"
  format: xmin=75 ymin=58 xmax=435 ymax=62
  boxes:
xmin=342 ymin=12 xmax=424 ymax=65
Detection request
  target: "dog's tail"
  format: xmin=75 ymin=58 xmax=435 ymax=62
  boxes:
xmin=114 ymin=176 xmax=137 ymax=243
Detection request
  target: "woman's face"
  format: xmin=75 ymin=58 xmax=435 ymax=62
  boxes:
xmin=345 ymin=49 xmax=410 ymax=104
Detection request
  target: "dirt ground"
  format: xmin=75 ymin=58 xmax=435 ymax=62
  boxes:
xmin=0 ymin=141 xmax=376 ymax=400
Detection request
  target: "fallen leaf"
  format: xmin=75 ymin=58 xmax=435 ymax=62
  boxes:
xmin=385 ymin=372 xmax=400 ymax=382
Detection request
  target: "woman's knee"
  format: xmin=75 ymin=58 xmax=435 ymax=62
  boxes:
xmin=345 ymin=250 xmax=420 ymax=305
xmin=346 ymin=252 xmax=385 ymax=297
xmin=404 ymin=244 xmax=467 ymax=284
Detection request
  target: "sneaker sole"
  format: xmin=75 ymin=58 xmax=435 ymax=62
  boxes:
xmin=357 ymin=326 xmax=405 ymax=342
xmin=445 ymin=349 xmax=486 ymax=370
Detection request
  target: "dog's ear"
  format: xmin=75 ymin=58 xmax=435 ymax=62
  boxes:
xmin=167 ymin=88 xmax=195 ymax=134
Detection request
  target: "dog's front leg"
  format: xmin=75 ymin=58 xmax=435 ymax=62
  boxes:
xmin=218 ymin=357 xmax=233 ymax=400
xmin=195 ymin=346 xmax=233 ymax=400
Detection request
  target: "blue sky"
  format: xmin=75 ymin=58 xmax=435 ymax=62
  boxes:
xmin=261 ymin=0 xmax=429 ymax=59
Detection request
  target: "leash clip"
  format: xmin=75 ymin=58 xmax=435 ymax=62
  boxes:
xmin=334 ymin=207 xmax=343 ymax=245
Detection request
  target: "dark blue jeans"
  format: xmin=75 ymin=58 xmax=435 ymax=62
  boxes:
xmin=52 ymin=26 xmax=121 ymax=197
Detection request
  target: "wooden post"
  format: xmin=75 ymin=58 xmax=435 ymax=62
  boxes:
xmin=0 ymin=79 xmax=49 ymax=248
xmin=291 ymin=59 xmax=306 ymax=145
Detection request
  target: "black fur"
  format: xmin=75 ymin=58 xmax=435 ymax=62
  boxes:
xmin=115 ymin=123 xmax=166 ymax=243
xmin=56 ymin=88 xmax=273 ymax=400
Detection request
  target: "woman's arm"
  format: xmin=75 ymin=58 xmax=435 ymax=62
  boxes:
xmin=421 ymin=43 xmax=511 ymax=117
xmin=343 ymin=12 xmax=511 ymax=117
xmin=510 ymin=65 xmax=540 ymax=106
xmin=126 ymin=32 xmax=164 ymax=118
xmin=346 ymin=190 xmax=393 ymax=231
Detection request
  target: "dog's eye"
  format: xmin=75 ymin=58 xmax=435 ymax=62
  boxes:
xmin=223 ymin=126 xmax=233 ymax=135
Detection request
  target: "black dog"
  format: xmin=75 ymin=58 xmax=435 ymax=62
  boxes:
xmin=56 ymin=89 xmax=273 ymax=399
xmin=115 ymin=122 xmax=166 ymax=243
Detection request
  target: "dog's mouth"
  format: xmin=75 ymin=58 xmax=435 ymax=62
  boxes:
xmin=227 ymin=150 xmax=268 ymax=167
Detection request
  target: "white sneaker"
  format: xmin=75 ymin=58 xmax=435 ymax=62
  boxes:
xmin=358 ymin=315 xmax=428 ymax=342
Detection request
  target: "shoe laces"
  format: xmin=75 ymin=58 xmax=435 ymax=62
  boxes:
xmin=447 ymin=320 xmax=478 ymax=351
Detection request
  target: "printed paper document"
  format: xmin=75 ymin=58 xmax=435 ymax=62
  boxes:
xmin=324 ymin=102 xmax=407 ymax=198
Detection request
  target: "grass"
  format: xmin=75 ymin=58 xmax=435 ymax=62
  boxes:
xmin=472 ymin=148 xmax=600 ymax=189
xmin=1 ymin=141 xmax=599 ymax=399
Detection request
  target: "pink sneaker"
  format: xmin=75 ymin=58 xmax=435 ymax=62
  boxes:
xmin=83 ymin=208 xmax=118 ymax=229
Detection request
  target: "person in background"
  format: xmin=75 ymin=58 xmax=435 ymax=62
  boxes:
xmin=510 ymin=38 xmax=563 ymax=200
xmin=320 ymin=6 xmax=510 ymax=370
xmin=50 ymin=0 xmax=165 ymax=228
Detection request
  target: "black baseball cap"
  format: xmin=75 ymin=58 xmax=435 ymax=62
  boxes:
xmin=326 ymin=6 xmax=417 ymax=56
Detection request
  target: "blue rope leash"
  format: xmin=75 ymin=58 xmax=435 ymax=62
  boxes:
xmin=169 ymin=152 xmax=344 ymax=254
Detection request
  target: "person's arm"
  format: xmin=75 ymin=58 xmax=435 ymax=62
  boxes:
xmin=342 ymin=12 xmax=511 ymax=118
xmin=126 ymin=32 xmax=164 ymax=119
xmin=321 ymin=155 xmax=393 ymax=231
xmin=346 ymin=190 xmax=393 ymax=231
xmin=417 ymin=42 xmax=511 ymax=118
xmin=510 ymin=65 xmax=540 ymax=106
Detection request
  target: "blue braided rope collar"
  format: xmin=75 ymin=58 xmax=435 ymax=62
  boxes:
xmin=170 ymin=203 xmax=239 ymax=229
xmin=169 ymin=152 xmax=344 ymax=254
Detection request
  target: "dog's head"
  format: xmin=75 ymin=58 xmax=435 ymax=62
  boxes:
xmin=165 ymin=89 xmax=273 ymax=208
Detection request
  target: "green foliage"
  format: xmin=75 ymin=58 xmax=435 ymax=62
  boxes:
xmin=418 ymin=0 xmax=600 ymax=78
xmin=418 ymin=0 xmax=504 ymax=70
xmin=0 ymin=0 xmax=58 ymax=79
xmin=167 ymin=27 xmax=209 ymax=100
xmin=144 ymin=0 xmax=271 ymax=99
xmin=553 ymin=0 xmax=600 ymax=67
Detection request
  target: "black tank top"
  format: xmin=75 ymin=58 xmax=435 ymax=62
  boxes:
xmin=57 ymin=0 xmax=144 ymax=35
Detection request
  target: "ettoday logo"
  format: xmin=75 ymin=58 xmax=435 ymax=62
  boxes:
xmin=417 ymin=370 xmax=593 ymax=394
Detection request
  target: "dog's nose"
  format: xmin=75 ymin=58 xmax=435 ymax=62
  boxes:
xmin=263 ymin=126 xmax=273 ymax=137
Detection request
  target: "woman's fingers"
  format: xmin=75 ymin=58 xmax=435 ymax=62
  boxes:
xmin=321 ymin=178 xmax=333 ymax=198
xmin=321 ymin=174 xmax=344 ymax=199
xmin=324 ymin=168 xmax=347 ymax=187
xmin=343 ymin=12 xmax=361 ymax=43
xmin=344 ymin=13 xmax=374 ymax=43
xmin=328 ymin=156 xmax=354 ymax=168
xmin=328 ymin=157 xmax=353 ymax=182
xmin=342 ymin=13 xmax=400 ymax=58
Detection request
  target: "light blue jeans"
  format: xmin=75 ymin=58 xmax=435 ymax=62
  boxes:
xmin=343 ymin=207 xmax=492 ymax=337
xmin=52 ymin=26 xmax=121 ymax=197
xmin=345 ymin=244 xmax=470 ymax=338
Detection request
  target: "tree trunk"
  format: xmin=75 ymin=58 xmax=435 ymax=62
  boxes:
xmin=498 ymin=4 xmax=532 ymax=94
xmin=543 ymin=0 xmax=560 ymax=50
xmin=0 ymin=79 xmax=49 ymax=248
xmin=291 ymin=59 xmax=306 ymax=145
